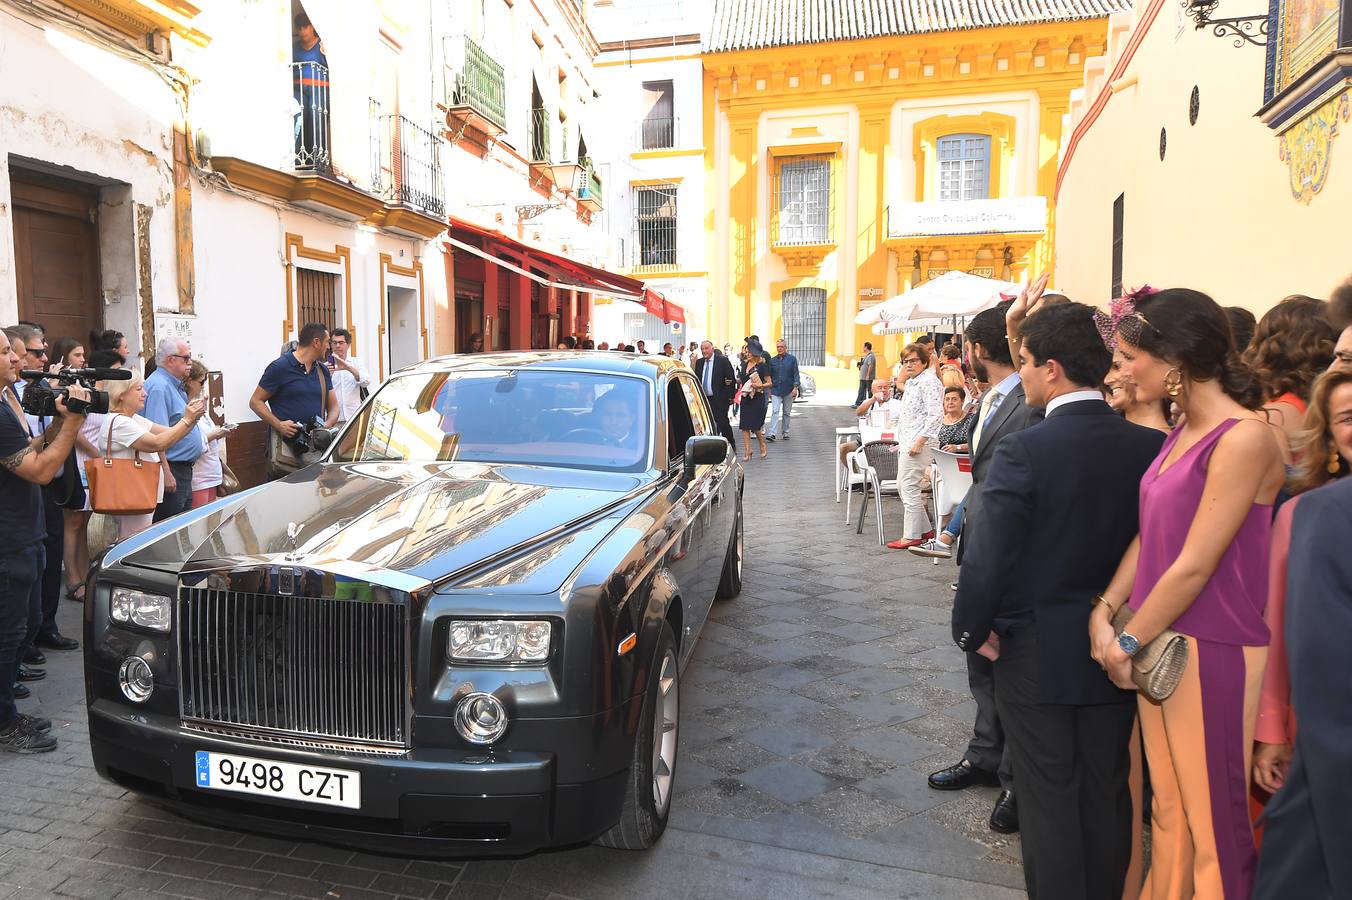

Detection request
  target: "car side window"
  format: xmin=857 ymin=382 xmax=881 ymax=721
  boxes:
xmin=677 ymin=375 xmax=714 ymax=437
xmin=666 ymin=379 xmax=696 ymax=463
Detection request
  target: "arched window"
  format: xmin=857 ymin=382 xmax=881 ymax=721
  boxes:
xmin=937 ymin=134 xmax=990 ymax=201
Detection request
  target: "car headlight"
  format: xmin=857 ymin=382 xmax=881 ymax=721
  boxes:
xmin=110 ymin=588 xmax=172 ymax=632
xmin=448 ymin=620 xmax=552 ymax=662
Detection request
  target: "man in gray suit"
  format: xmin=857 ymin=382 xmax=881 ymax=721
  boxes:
xmin=1254 ymin=475 xmax=1352 ymax=900
xmin=926 ymin=300 xmax=1043 ymax=835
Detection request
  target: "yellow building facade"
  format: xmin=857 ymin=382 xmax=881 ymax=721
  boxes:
xmin=702 ymin=3 xmax=1122 ymax=378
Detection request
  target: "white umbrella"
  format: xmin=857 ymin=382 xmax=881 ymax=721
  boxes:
xmin=856 ymin=270 xmax=1022 ymax=328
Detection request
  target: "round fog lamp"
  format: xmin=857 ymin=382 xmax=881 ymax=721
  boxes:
xmin=118 ymin=657 xmax=154 ymax=704
xmin=454 ymin=692 xmax=508 ymax=745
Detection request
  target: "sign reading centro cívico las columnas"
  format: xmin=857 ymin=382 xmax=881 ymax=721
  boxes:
xmin=889 ymin=197 xmax=1049 ymax=237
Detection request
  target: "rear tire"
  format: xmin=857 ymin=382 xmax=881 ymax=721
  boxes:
xmin=715 ymin=508 xmax=743 ymax=600
xmin=594 ymin=621 xmax=680 ymax=850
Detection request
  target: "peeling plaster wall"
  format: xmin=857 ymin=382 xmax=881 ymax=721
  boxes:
xmin=0 ymin=9 xmax=180 ymax=355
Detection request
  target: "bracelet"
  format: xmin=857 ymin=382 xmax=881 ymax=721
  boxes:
xmin=1091 ymin=594 xmax=1118 ymax=616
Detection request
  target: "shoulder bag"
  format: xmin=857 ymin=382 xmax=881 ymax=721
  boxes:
xmin=1110 ymin=603 xmax=1189 ymax=701
xmin=84 ymin=414 xmax=161 ymax=516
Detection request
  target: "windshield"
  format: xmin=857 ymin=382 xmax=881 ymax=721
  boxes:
xmin=330 ymin=369 xmax=652 ymax=472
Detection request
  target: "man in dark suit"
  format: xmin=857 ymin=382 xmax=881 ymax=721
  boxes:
xmin=694 ymin=340 xmax=737 ymax=446
xmin=1254 ymin=475 xmax=1352 ymax=900
xmin=927 ymin=300 xmax=1042 ymax=835
xmin=952 ymin=301 xmax=1165 ymax=900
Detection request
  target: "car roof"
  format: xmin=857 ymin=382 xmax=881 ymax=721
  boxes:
xmin=392 ymin=351 xmax=687 ymax=381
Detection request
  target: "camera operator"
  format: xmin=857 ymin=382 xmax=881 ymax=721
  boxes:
xmin=250 ymin=322 xmax=339 ymax=480
xmin=0 ymin=328 xmax=88 ymax=753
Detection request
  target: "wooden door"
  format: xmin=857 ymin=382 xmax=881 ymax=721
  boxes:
xmin=11 ymin=179 xmax=101 ymax=346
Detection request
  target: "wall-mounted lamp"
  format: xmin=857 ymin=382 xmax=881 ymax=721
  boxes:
xmin=1185 ymin=0 xmax=1269 ymax=48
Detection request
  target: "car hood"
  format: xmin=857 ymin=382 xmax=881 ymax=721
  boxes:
xmin=115 ymin=462 xmax=650 ymax=591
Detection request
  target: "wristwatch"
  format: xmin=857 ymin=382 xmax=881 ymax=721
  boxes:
xmin=1118 ymin=632 xmax=1142 ymax=657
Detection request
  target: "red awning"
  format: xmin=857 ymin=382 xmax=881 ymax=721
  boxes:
xmin=447 ymin=218 xmax=645 ymax=301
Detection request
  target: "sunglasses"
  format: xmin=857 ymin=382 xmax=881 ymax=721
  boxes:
xmin=26 ymin=346 xmax=47 ymax=358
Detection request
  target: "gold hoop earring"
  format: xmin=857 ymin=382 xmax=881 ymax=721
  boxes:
xmin=1163 ymin=367 xmax=1183 ymax=399
xmin=1331 ymin=442 xmax=1344 ymax=476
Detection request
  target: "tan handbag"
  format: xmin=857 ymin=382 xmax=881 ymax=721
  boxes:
xmin=84 ymin=415 xmax=161 ymax=516
xmin=1111 ymin=603 xmax=1189 ymax=701
xmin=218 ymin=462 xmax=240 ymax=496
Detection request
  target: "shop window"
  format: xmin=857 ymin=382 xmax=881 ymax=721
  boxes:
xmin=937 ymin=134 xmax=990 ymax=201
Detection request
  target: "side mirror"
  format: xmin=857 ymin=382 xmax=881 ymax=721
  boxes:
xmin=682 ymin=435 xmax=727 ymax=485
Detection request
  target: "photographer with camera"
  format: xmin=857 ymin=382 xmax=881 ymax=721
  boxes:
xmin=0 ymin=327 xmax=90 ymax=753
xmin=145 ymin=338 xmax=205 ymax=523
xmin=250 ymin=322 xmax=339 ymax=480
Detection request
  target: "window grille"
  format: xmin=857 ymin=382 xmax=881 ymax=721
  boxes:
xmin=296 ymin=269 xmax=340 ymax=331
xmin=781 ymin=288 xmax=827 ymax=367
xmin=1111 ymin=193 xmax=1125 ymax=299
xmin=633 ymin=185 xmax=678 ymax=271
xmin=937 ymin=134 xmax=990 ymax=201
xmin=640 ymin=80 xmax=675 ymax=149
xmin=773 ymin=156 xmax=832 ymax=245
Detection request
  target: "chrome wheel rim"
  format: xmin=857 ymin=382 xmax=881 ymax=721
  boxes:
xmin=651 ymin=650 xmax=679 ymax=815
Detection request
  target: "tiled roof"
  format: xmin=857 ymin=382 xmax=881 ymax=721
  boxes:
xmin=704 ymin=0 xmax=1131 ymax=52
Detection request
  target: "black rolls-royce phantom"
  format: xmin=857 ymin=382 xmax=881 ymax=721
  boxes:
xmin=84 ymin=352 xmax=742 ymax=855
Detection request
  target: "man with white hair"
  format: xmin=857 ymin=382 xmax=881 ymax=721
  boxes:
xmin=144 ymin=336 xmax=204 ymax=521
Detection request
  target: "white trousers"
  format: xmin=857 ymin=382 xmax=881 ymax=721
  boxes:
xmin=899 ymin=446 xmax=934 ymax=539
xmin=768 ymin=393 xmax=794 ymax=437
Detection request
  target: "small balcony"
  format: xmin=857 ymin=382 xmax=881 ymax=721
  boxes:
xmin=636 ymin=116 xmax=678 ymax=151
xmin=443 ymin=35 xmax=507 ymax=136
xmin=577 ymin=157 xmax=603 ymax=212
xmin=529 ymin=108 xmax=553 ymax=163
xmin=292 ymin=61 xmax=332 ymax=174
xmin=373 ymin=113 xmax=446 ymax=217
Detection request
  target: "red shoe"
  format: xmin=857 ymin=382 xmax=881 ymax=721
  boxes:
xmin=887 ymin=531 xmax=935 ymax=550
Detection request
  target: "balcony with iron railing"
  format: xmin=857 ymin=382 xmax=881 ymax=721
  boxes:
xmin=636 ymin=116 xmax=678 ymax=151
xmin=443 ymin=35 xmax=507 ymax=135
xmin=577 ymin=156 xmax=603 ymax=211
xmin=529 ymin=108 xmax=553 ymax=163
xmin=372 ymin=113 xmax=446 ymax=217
xmin=291 ymin=61 xmax=332 ymax=174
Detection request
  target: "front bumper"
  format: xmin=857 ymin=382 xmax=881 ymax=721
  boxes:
xmin=88 ymin=699 xmax=632 ymax=856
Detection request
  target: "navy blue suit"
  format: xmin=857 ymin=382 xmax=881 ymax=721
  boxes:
xmin=1255 ymin=477 xmax=1352 ymax=900
xmin=952 ymin=398 xmax=1165 ymax=899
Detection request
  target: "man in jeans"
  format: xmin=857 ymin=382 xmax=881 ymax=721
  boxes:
xmin=0 ymin=331 xmax=88 ymax=753
xmin=855 ymin=342 xmax=877 ymax=406
xmin=145 ymin=337 xmax=205 ymax=522
xmin=765 ymin=339 xmax=800 ymax=442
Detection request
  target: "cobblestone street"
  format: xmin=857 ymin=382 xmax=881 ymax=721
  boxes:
xmin=0 ymin=402 xmax=1024 ymax=900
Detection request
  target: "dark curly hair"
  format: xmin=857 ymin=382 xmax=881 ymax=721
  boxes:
xmin=1124 ymin=288 xmax=1265 ymax=410
xmin=1242 ymin=295 xmax=1336 ymax=404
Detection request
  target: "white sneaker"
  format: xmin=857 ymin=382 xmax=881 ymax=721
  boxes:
xmin=908 ymin=538 xmax=952 ymax=559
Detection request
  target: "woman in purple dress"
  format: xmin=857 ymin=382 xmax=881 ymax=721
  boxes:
xmin=1088 ymin=289 xmax=1285 ymax=900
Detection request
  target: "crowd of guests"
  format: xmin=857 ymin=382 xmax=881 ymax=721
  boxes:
xmin=891 ymin=273 xmax=1352 ymax=899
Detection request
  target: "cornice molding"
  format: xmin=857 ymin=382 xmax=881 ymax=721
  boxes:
xmin=63 ymin=0 xmax=209 ymax=46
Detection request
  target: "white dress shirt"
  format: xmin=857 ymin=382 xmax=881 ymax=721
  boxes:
xmin=330 ymin=354 xmax=371 ymax=421
xmin=1044 ymin=390 xmax=1106 ymax=416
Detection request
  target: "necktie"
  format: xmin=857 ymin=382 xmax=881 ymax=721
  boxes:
xmin=972 ymin=390 xmax=1004 ymax=454
xmin=703 ymin=357 xmax=714 ymax=395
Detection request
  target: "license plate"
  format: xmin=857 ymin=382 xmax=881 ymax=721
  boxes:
xmin=193 ymin=751 xmax=360 ymax=809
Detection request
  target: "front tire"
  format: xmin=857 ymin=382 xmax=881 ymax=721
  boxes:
xmin=595 ymin=622 xmax=679 ymax=850
xmin=715 ymin=508 xmax=743 ymax=600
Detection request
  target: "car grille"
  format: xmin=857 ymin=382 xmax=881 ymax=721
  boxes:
xmin=177 ymin=587 xmax=409 ymax=750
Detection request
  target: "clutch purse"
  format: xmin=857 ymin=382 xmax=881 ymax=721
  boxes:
xmin=1111 ymin=603 xmax=1188 ymax=701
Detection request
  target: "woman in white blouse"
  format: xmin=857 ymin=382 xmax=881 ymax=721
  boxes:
xmin=184 ymin=360 xmax=233 ymax=507
xmin=886 ymin=342 xmax=945 ymax=550
xmin=99 ymin=373 xmax=205 ymax=540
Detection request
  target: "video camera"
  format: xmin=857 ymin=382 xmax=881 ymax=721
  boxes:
xmin=19 ymin=367 xmax=130 ymax=417
xmin=286 ymin=416 xmax=337 ymax=455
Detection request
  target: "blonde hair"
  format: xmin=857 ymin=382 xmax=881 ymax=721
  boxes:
xmin=940 ymin=366 xmax=965 ymax=392
xmin=105 ymin=371 xmax=145 ymax=412
xmin=1289 ymin=369 xmax=1352 ymax=495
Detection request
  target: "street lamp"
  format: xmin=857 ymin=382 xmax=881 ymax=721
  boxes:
xmin=548 ymin=160 xmax=584 ymax=194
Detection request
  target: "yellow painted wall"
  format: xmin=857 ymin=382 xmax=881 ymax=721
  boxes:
xmin=1055 ymin=1 xmax=1352 ymax=313
xmin=703 ymin=21 xmax=1108 ymax=372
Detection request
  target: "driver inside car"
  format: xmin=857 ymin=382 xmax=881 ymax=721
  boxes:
xmin=593 ymin=389 xmax=637 ymax=448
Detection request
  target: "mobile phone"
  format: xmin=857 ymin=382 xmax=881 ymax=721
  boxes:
xmin=327 ymin=353 xmax=337 ymax=366
xmin=223 ymin=422 xmax=239 ymax=431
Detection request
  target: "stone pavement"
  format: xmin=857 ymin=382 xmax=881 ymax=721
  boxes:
xmin=0 ymin=401 xmax=1024 ymax=900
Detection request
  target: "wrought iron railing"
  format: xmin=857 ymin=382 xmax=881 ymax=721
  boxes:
xmin=291 ymin=61 xmax=331 ymax=173
xmin=632 ymin=183 xmax=678 ymax=271
xmin=578 ymin=156 xmax=603 ymax=208
xmin=529 ymin=108 xmax=552 ymax=162
xmin=443 ymin=35 xmax=506 ymax=132
xmin=373 ymin=114 xmax=446 ymax=216
xmin=772 ymin=154 xmax=834 ymax=246
xmin=637 ymin=116 xmax=677 ymax=151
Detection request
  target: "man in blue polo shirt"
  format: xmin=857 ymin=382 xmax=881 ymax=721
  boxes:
xmin=145 ymin=337 xmax=206 ymax=522
xmin=250 ymin=323 xmax=338 ymax=479
xmin=765 ymin=338 xmax=800 ymax=442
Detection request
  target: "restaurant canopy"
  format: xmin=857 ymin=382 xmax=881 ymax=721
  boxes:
xmin=856 ymin=271 xmax=1023 ymax=330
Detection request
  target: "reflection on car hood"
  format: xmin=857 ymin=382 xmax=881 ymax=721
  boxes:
xmin=117 ymin=462 xmax=649 ymax=590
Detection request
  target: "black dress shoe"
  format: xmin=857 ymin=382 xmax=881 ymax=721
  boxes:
xmin=22 ymin=648 xmax=45 ymax=666
xmin=989 ymin=790 xmax=1019 ymax=834
xmin=12 ymin=683 xmax=30 ymax=700
xmin=35 ymin=633 xmax=78 ymax=652
xmin=928 ymin=759 xmax=1001 ymax=791
xmin=16 ymin=664 xmax=45 ymax=683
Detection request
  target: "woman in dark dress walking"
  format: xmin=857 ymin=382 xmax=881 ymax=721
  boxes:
xmin=738 ymin=339 xmax=771 ymax=460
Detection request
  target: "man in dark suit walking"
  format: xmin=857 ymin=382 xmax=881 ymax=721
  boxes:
xmin=927 ymin=300 xmax=1042 ymax=834
xmin=1254 ymin=475 xmax=1352 ymax=900
xmin=694 ymin=340 xmax=737 ymax=446
xmin=952 ymin=301 xmax=1165 ymax=900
